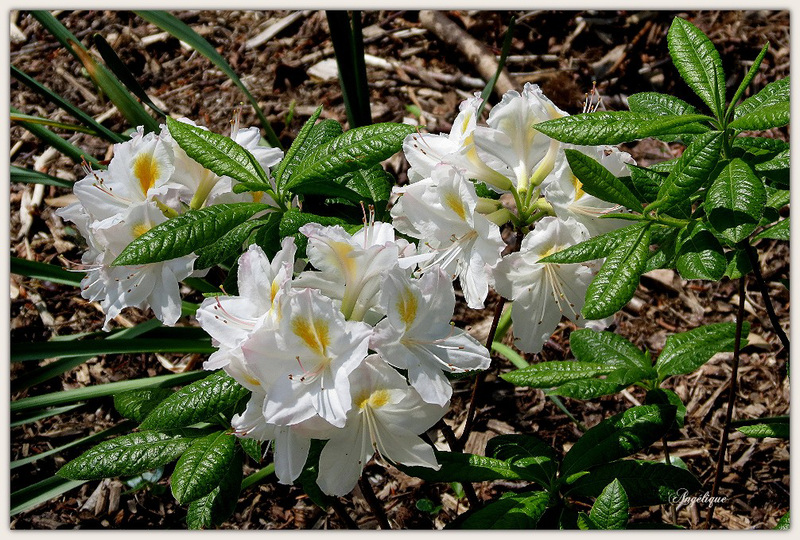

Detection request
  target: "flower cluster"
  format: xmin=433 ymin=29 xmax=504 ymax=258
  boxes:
xmin=400 ymin=83 xmax=633 ymax=353
xmin=196 ymin=220 xmax=491 ymax=496
xmin=57 ymin=118 xmax=282 ymax=329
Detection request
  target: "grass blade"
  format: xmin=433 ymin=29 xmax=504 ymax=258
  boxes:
xmin=326 ymin=10 xmax=372 ymax=127
xmin=11 ymin=111 xmax=104 ymax=136
xmin=10 ymin=106 xmax=103 ymax=169
xmin=12 ymin=338 xmax=215 ymax=363
xmin=10 ymin=403 xmax=85 ymax=428
xmin=478 ymin=15 xmax=516 ymax=118
xmin=11 ymin=165 xmax=74 ymax=189
xmin=11 ymin=476 xmax=87 ymax=516
xmin=11 ymin=257 xmax=84 ymax=287
xmin=134 ymin=10 xmax=282 ymax=149
xmin=11 ymin=371 xmax=207 ymax=413
xmin=11 ymin=65 xmax=125 ymax=143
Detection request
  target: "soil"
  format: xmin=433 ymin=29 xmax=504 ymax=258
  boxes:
xmin=9 ymin=9 xmax=790 ymax=530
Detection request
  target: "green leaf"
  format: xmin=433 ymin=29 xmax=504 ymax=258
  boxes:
xmin=274 ymin=106 xmax=324 ymax=188
xmin=113 ymin=203 xmax=272 ymax=266
xmin=726 ymin=43 xmax=769 ymax=120
xmin=485 ymin=434 xmax=559 ymax=488
xmin=458 ymin=491 xmax=550 ymax=529
xmin=724 ymin=248 xmax=753 ymax=279
xmin=729 ymin=102 xmax=790 ymax=131
xmin=590 ymin=479 xmax=628 ymax=530
xmin=626 ymin=165 xmax=667 ymax=204
xmin=754 ymin=149 xmax=790 ymax=172
xmin=285 ymin=122 xmax=416 ymax=190
xmin=534 ymin=112 xmax=712 ymax=146
xmin=565 ymin=460 xmax=702 ymax=506
xmin=11 ymin=106 xmax=104 ymax=169
xmin=733 ymin=135 xmax=790 ymax=154
xmin=30 ymin=11 xmax=159 ymax=133
xmin=194 ymin=218 xmax=269 ymax=270
xmin=564 ymin=149 xmax=642 ymax=210
xmin=569 ymin=329 xmax=650 ymax=371
xmin=140 ymin=371 xmax=250 ymax=431
xmin=135 ymin=10 xmax=281 ymax=148
xmin=655 ymin=321 xmax=748 ymax=380
xmin=604 ymin=366 xmax=654 ymax=387
xmin=704 ymin=158 xmax=766 ymax=243
xmin=577 ymin=512 xmax=598 ymax=530
xmin=582 ymin=223 xmax=651 ymax=320
xmin=11 ymin=371 xmax=206 ymax=413
xmin=774 ymin=511 xmax=790 ymax=530
xmin=736 ymin=422 xmax=789 ymax=439
xmin=675 ymin=221 xmax=727 ymax=280
xmin=538 ymin=223 xmax=640 ymax=264
xmin=643 ymin=228 xmax=679 ymax=273
xmin=10 ymin=165 xmax=74 ymax=189
xmin=186 ymin=448 xmax=243 ymax=529
xmin=114 ymin=388 xmax=174 ymax=423
xmin=333 ymin=165 xmax=394 ymax=217
xmin=667 ymin=17 xmax=726 ymax=118
xmin=401 ymin=451 xmax=526 ymax=483
xmin=550 ymin=379 xmax=623 ymax=400
xmin=645 ymin=388 xmax=687 ymax=428
xmin=166 ymin=116 xmax=269 ymax=186
xmin=11 ymin=111 xmax=105 ymax=135
xmin=754 ymin=217 xmax=790 ymax=241
xmin=650 ymin=131 xmax=723 ymax=215
xmin=560 ymin=404 xmax=676 ymax=477
xmin=57 ymin=431 xmax=194 ymax=480
xmin=627 ymin=92 xmax=699 ymax=117
xmin=11 ymin=338 xmax=215 ymax=362
xmin=735 ymin=76 xmax=790 ymax=120
xmin=172 ymin=431 xmax=237 ymax=504
xmin=501 ymin=362 xmax=614 ymax=388
xmin=11 ymin=256 xmax=83 ymax=287
xmin=11 ymin=476 xmax=88 ymax=516
xmin=238 ymin=438 xmax=263 ymax=463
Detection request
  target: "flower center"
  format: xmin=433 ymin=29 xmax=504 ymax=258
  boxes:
xmin=133 ymin=151 xmax=160 ymax=196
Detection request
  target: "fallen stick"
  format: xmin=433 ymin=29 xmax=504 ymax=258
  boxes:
xmin=418 ymin=10 xmax=516 ymax=97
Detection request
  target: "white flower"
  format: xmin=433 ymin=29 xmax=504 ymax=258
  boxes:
xmin=316 ymin=354 xmax=445 ymax=496
xmin=543 ymin=144 xmax=635 ymax=237
xmin=472 ymin=83 xmax=568 ymax=194
xmin=403 ymin=94 xmax=512 ymax=191
xmin=69 ymin=201 xmax=195 ymax=330
xmin=370 ymin=266 xmax=491 ymax=405
xmin=71 ymin=128 xmax=175 ymax=226
xmin=391 ymin=164 xmax=505 ymax=309
xmin=293 ymin=220 xmax=406 ymax=322
xmin=493 ymin=216 xmax=598 ymax=354
xmin=240 ymin=287 xmax=372 ymax=428
xmin=196 ymin=238 xmax=296 ymax=370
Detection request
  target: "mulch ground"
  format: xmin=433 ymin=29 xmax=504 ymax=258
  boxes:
xmin=9 ymin=9 xmax=790 ymax=530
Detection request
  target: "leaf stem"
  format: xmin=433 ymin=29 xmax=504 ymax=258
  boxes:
xmin=704 ymin=276 xmax=746 ymax=529
xmin=661 ymin=435 xmax=678 ymax=526
xmin=439 ymin=422 xmax=481 ymax=508
xmin=743 ymin=242 xmax=790 ymax=357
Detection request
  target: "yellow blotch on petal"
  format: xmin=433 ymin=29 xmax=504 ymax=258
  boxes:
xmin=291 ymin=316 xmax=330 ymax=357
xmin=444 ymin=191 xmax=467 ymax=221
xmin=396 ymin=287 xmax=418 ymax=327
xmin=132 ymin=222 xmax=152 ymax=238
xmin=571 ymin=174 xmax=586 ymax=202
xmin=252 ymin=191 xmax=264 ymax=203
xmin=133 ymin=151 xmax=160 ymax=196
xmin=270 ymin=279 xmax=280 ymax=304
xmin=244 ymin=375 xmax=262 ymax=387
xmin=329 ymin=241 xmax=358 ymax=278
xmin=358 ymin=389 xmax=390 ymax=410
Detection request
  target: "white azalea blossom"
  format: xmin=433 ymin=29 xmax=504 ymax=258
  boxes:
xmin=493 ymin=216 xmax=599 ymax=354
xmin=543 ymin=144 xmax=635 ymax=236
xmin=391 ymin=164 xmax=505 ymax=309
xmin=371 ymin=265 xmax=491 ymax=405
xmin=240 ymin=287 xmax=372 ymax=428
xmin=316 ymin=354 xmax=445 ymax=496
xmin=196 ymin=238 xmax=296 ymax=370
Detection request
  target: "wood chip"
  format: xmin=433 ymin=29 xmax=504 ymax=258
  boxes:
xmin=246 ymin=11 xmax=311 ymax=49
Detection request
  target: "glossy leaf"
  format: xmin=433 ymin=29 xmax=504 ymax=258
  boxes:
xmin=667 ymin=17 xmax=726 ymax=118
xmin=650 ymin=131 xmax=723 ymax=215
xmin=565 ymin=149 xmax=643 ymax=210
xmin=401 ymin=451 xmax=526 ymax=483
xmin=705 ymin=158 xmax=766 ymax=243
xmin=736 ymin=422 xmax=789 ymax=439
xmin=754 ymin=218 xmax=790 ymax=241
xmin=534 ymin=112 xmax=712 ymax=145
xmin=565 ymin=459 xmax=702 ymax=506
xmin=57 ymin=431 xmax=193 ymax=480
xmin=194 ymin=218 xmax=269 ymax=270
xmin=458 ymin=491 xmax=550 ymax=529
xmin=655 ymin=321 xmax=748 ymax=380
xmin=734 ymin=76 xmax=790 ymax=120
xmin=729 ymin=102 xmax=790 ymax=131
xmin=560 ymin=404 xmax=676 ymax=477
xmin=626 ymin=165 xmax=666 ymax=204
xmin=590 ymin=479 xmax=628 ymax=530
xmin=726 ymin=43 xmax=769 ymax=120
xmin=570 ymin=329 xmax=650 ymax=371
xmin=186 ymin=448 xmax=244 ymax=529
xmin=675 ymin=221 xmax=727 ymax=280
xmin=582 ymin=223 xmax=651 ymax=320
xmin=273 ymin=106 xmax=324 ymax=188
xmin=627 ymin=92 xmax=699 ymax=117
xmin=114 ymin=388 xmax=174 ymax=423
xmin=485 ymin=434 xmax=559 ymax=488
xmin=285 ymin=122 xmax=415 ymax=189
xmin=238 ymin=438 xmax=264 ymax=463
xmin=502 ymin=362 xmax=614 ymax=388
xmin=550 ymin=379 xmax=623 ymax=400
xmin=538 ymin=223 xmax=638 ymax=264
xmin=646 ymin=388 xmax=687 ymax=428
xmin=10 ymin=165 xmax=74 ymax=189
xmin=140 ymin=371 xmax=250 ymax=430
xmin=113 ymin=203 xmax=272 ymax=266
xmin=172 ymin=432 xmax=237 ymax=504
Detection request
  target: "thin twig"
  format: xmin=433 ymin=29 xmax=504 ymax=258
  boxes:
xmin=359 ymin=472 xmax=391 ymax=530
xmin=705 ymin=276 xmax=747 ymax=529
xmin=661 ymin=435 xmax=678 ymax=526
xmin=744 ymin=243 xmax=790 ymax=357
xmin=330 ymin=498 xmax=359 ymax=530
xmin=440 ymin=422 xmax=481 ymax=509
